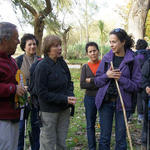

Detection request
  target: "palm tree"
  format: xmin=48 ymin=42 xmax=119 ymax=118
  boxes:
xmin=98 ymin=20 xmax=107 ymax=59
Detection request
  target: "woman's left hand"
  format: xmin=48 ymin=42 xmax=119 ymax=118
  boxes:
xmin=86 ymin=78 xmax=91 ymax=83
xmin=106 ymin=67 xmax=121 ymax=80
xmin=112 ymin=69 xmax=121 ymax=80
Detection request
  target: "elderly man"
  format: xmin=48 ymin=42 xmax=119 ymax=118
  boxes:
xmin=0 ymin=22 xmax=26 ymax=150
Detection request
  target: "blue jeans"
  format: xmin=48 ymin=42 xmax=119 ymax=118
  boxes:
xmin=18 ymin=107 xmax=40 ymax=150
xmin=84 ymin=95 xmax=97 ymax=150
xmin=99 ymin=101 xmax=130 ymax=150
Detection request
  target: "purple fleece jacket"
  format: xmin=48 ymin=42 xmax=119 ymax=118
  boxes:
xmin=94 ymin=49 xmax=142 ymax=111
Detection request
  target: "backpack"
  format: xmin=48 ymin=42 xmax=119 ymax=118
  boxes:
xmin=28 ymin=58 xmax=43 ymax=108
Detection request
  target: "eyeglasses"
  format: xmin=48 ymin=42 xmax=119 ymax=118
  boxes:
xmin=113 ymin=28 xmax=122 ymax=33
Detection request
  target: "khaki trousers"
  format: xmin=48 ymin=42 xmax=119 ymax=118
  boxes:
xmin=40 ymin=108 xmax=70 ymax=150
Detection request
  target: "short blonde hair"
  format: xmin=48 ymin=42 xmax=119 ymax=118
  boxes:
xmin=42 ymin=35 xmax=62 ymax=56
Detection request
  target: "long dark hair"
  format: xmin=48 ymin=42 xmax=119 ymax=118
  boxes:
xmin=110 ymin=28 xmax=134 ymax=50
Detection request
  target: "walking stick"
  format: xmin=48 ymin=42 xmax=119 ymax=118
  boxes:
xmin=110 ymin=62 xmax=133 ymax=150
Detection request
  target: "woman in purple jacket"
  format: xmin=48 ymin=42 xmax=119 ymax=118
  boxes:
xmin=94 ymin=28 xmax=141 ymax=150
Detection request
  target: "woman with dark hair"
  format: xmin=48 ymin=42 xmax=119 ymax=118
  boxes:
xmin=135 ymin=39 xmax=148 ymax=124
xmin=34 ymin=35 xmax=76 ymax=150
xmin=94 ymin=28 xmax=141 ymax=150
xmin=136 ymin=39 xmax=148 ymax=50
xmin=16 ymin=33 xmax=40 ymax=150
xmin=80 ymin=42 xmax=100 ymax=150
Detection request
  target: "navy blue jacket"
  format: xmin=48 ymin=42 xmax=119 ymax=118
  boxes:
xmin=35 ymin=56 xmax=74 ymax=113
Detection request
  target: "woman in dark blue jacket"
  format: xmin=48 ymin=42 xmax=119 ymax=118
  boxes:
xmin=35 ymin=35 xmax=76 ymax=150
xmin=94 ymin=28 xmax=141 ymax=150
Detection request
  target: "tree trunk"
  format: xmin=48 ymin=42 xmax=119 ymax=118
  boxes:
xmin=13 ymin=0 xmax=52 ymax=56
xmin=34 ymin=16 xmax=44 ymax=56
xmin=128 ymin=0 xmax=150 ymax=42
xmin=63 ymin=33 xmax=67 ymax=59
xmin=62 ymin=27 xmax=71 ymax=59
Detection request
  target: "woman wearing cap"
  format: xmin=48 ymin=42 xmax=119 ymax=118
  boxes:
xmin=94 ymin=28 xmax=141 ymax=150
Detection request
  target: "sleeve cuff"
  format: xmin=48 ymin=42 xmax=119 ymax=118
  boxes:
xmin=9 ymin=84 xmax=16 ymax=95
xmin=90 ymin=78 xmax=95 ymax=84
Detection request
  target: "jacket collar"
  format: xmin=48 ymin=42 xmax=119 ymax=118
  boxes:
xmin=104 ymin=49 xmax=134 ymax=64
xmin=0 ymin=51 xmax=9 ymax=58
xmin=135 ymin=49 xmax=147 ymax=54
xmin=45 ymin=56 xmax=59 ymax=66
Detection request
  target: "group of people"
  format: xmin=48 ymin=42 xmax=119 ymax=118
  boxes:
xmin=0 ymin=22 xmax=76 ymax=150
xmin=0 ymin=21 xmax=150 ymax=150
xmin=80 ymin=29 xmax=150 ymax=150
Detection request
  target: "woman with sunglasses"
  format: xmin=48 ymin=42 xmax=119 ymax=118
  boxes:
xmin=94 ymin=28 xmax=141 ymax=150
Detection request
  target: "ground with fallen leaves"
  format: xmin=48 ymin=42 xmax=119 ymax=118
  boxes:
xmin=66 ymin=69 xmax=143 ymax=150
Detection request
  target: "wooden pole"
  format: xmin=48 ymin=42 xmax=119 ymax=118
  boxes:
xmin=110 ymin=61 xmax=133 ymax=150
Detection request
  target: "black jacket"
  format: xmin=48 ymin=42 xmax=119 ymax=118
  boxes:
xmin=141 ymin=58 xmax=150 ymax=101
xmin=35 ymin=56 xmax=74 ymax=113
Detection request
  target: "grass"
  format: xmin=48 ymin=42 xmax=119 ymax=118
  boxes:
xmin=24 ymin=68 xmax=142 ymax=150
xmin=68 ymin=58 xmax=89 ymax=64
xmin=66 ymin=68 xmax=143 ymax=150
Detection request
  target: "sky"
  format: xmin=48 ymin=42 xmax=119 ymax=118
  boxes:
xmin=0 ymin=0 xmax=33 ymax=34
xmin=0 ymin=0 xmax=129 ymax=34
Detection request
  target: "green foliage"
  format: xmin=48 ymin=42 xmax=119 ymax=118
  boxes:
xmin=102 ymin=45 xmax=110 ymax=55
xmin=12 ymin=0 xmax=42 ymax=24
xmin=145 ymin=10 xmax=150 ymax=42
xmin=68 ymin=57 xmax=89 ymax=64
xmin=98 ymin=20 xmax=107 ymax=42
xmin=12 ymin=0 xmax=73 ymax=28
xmin=98 ymin=20 xmax=108 ymax=59
xmin=55 ymin=0 xmax=72 ymax=11
xmin=66 ymin=41 xmax=110 ymax=60
xmin=67 ymin=43 xmax=86 ymax=59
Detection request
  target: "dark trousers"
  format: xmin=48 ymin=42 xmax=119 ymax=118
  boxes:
xmin=137 ymin=93 xmax=145 ymax=115
xmin=98 ymin=101 xmax=130 ymax=150
xmin=84 ymin=95 xmax=97 ymax=150
xmin=17 ymin=107 xmax=40 ymax=150
xmin=141 ymin=100 xmax=150 ymax=147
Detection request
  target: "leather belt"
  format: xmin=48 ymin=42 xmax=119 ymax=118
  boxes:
xmin=109 ymin=98 xmax=116 ymax=102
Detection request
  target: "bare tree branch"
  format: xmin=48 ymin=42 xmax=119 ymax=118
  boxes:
xmin=19 ymin=0 xmax=37 ymax=16
xmin=40 ymin=0 xmax=52 ymax=18
xmin=64 ymin=26 xmax=71 ymax=33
